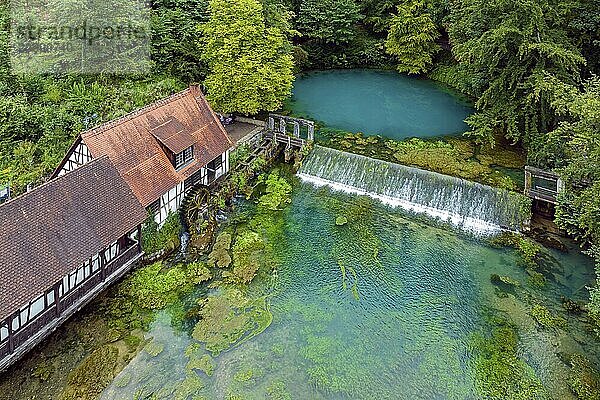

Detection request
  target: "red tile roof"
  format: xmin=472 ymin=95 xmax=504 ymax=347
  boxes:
xmin=0 ymin=157 xmax=147 ymax=321
xmin=80 ymin=86 xmax=233 ymax=207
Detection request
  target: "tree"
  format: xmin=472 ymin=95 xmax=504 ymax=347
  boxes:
xmin=385 ymin=0 xmax=440 ymax=75
xmin=296 ymin=0 xmax=362 ymax=45
xmin=200 ymin=0 xmax=295 ymax=114
xmin=447 ymin=0 xmax=585 ymax=146
xmin=151 ymin=0 xmax=209 ymax=81
xmin=538 ymin=76 xmax=600 ymax=334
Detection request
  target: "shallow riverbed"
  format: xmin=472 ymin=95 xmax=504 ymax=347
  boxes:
xmin=0 ymin=180 xmax=598 ymax=399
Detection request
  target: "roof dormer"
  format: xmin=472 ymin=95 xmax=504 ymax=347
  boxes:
xmin=149 ymin=117 xmax=197 ymax=170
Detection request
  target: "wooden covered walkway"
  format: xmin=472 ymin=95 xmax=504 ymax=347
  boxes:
xmin=0 ymin=157 xmax=147 ymax=372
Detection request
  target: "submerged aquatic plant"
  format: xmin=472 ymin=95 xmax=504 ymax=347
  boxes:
xmin=471 ymin=318 xmax=546 ymax=399
xmin=530 ymin=304 xmax=567 ymax=329
xmin=143 ymin=339 xmax=165 ymax=357
xmin=191 ymin=289 xmax=273 ymax=355
xmin=59 ymin=346 xmax=120 ymax=400
xmin=266 ymin=380 xmax=292 ymax=400
xmin=185 ymin=344 xmax=215 ymax=376
xmin=568 ymin=354 xmax=600 ymax=400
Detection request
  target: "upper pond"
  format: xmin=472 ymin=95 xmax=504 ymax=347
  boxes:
xmin=288 ymin=69 xmax=474 ymax=139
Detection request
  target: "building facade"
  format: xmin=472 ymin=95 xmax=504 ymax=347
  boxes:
xmin=1 ymin=86 xmax=234 ymax=371
xmin=53 ymin=85 xmax=234 ymax=224
xmin=0 ymin=157 xmax=147 ymax=371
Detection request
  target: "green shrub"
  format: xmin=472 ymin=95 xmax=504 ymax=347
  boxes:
xmin=257 ymin=170 xmax=292 ymax=211
xmin=142 ymin=212 xmax=182 ymax=255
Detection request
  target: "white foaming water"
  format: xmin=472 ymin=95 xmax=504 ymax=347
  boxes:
xmin=297 ymin=146 xmax=530 ymax=236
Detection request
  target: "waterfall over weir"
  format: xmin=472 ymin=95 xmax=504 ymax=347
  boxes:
xmin=298 ymin=146 xmax=530 ymax=235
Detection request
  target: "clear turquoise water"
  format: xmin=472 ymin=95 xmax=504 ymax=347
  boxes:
xmin=101 ymin=182 xmax=598 ymax=399
xmin=288 ymin=69 xmax=474 ymax=139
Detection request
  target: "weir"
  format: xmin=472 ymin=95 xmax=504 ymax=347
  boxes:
xmin=298 ymin=146 xmax=531 ymax=235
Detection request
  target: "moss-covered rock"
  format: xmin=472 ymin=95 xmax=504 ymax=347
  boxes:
xmin=187 ymin=261 xmax=213 ymax=284
xmin=125 ymin=262 xmax=191 ymax=309
xmin=491 ymin=274 xmax=520 ymax=287
xmin=208 ymin=232 xmax=233 ymax=268
xmin=335 ymin=216 xmax=348 ymax=226
xmin=530 ymin=304 xmax=567 ymax=329
xmin=526 ymin=270 xmax=547 ymax=288
xmin=231 ymin=230 xmax=265 ymax=284
xmin=568 ymin=354 xmax=600 ymax=400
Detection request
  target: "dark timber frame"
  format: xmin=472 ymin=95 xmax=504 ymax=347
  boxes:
xmin=0 ymin=228 xmax=142 ymax=372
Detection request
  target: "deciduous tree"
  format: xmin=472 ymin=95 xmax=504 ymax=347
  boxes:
xmin=385 ymin=0 xmax=440 ymax=75
xmin=296 ymin=0 xmax=362 ymax=45
xmin=448 ymin=0 xmax=585 ymax=146
xmin=200 ymin=0 xmax=295 ymax=114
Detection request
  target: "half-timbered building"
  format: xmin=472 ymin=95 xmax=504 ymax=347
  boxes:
xmin=0 ymin=157 xmax=147 ymax=371
xmin=53 ymin=85 xmax=234 ymax=224
xmin=0 ymin=86 xmax=234 ymax=372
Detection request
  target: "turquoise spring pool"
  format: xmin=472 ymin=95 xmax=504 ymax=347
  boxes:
xmin=288 ymin=69 xmax=474 ymax=139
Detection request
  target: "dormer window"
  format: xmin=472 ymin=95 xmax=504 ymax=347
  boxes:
xmin=175 ymin=146 xmax=194 ymax=169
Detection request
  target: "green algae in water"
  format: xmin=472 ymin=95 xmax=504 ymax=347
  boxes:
xmin=191 ymin=289 xmax=273 ymax=356
xmin=92 ymin=181 xmax=598 ymax=400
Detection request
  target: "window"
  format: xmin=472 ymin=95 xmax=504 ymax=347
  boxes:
xmin=175 ymin=146 xmax=194 ymax=169
xmin=1 ymin=323 xmax=8 ymax=341
xmin=207 ymin=155 xmax=222 ymax=171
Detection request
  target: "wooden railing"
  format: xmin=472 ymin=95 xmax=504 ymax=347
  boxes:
xmin=524 ymin=166 xmax=563 ymax=205
xmin=264 ymin=131 xmax=306 ymax=149
xmin=0 ymin=243 xmax=141 ymax=366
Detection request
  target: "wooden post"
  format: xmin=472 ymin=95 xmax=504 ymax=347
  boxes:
xmin=293 ymin=122 xmax=300 ymax=138
xmin=267 ymin=116 xmax=275 ymax=131
xmin=524 ymin=169 xmax=532 ymax=193
xmin=556 ymin=178 xmax=565 ymax=193
xmin=6 ymin=315 xmax=14 ymax=354
xmin=279 ymin=119 xmax=286 ymax=134
xmin=137 ymin=225 xmax=142 ymax=253
xmin=54 ymin=283 xmax=61 ymax=316
xmin=308 ymin=124 xmax=314 ymax=141
xmin=100 ymin=251 xmax=106 ymax=282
